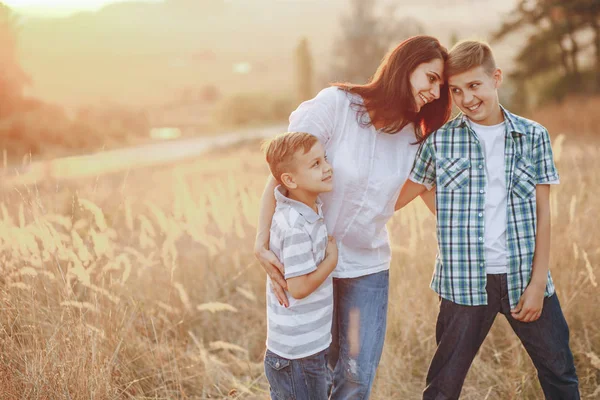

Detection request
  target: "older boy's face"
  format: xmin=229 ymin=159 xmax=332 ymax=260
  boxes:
xmin=448 ymin=66 xmax=503 ymax=126
xmin=288 ymin=141 xmax=333 ymax=194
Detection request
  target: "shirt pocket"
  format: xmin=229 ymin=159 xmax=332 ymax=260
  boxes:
xmin=512 ymin=155 xmax=536 ymax=199
xmin=437 ymin=158 xmax=471 ymax=190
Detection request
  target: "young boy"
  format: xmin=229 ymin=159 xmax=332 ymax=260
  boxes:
xmin=397 ymin=41 xmax=580 ymax=399
xmin=261 ymin=131 xmax=338 ymax=400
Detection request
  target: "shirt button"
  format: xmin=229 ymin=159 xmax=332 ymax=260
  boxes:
xmin=275 ymin=362 xmax=280 ymax=368
xmin=480 ymin=262 xmax=484 ymax=267
xmin=479 ymin=189 xmax=484 ymax=194
xmin=478 ymin=237 xmax=483 ymax=241
xmin=478 ymin=165 xmax=483 ymax=169
xmin=478 ymin=213 xmax=483 ymax=217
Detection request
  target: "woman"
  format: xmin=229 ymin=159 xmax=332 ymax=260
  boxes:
xmin=255 ymin=35 xmax=451 ymax=399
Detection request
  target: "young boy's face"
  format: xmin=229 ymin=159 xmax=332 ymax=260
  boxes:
xmin=448 ymin=65 xmax=503 ymax=126
xmin=283 ymin=141 xmax=333 ymax=194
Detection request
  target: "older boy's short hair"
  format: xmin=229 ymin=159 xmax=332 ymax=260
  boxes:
xmin=446 ymin=40 xmax=497 ymax=78
xmin=262 ymin=132 xmax=318 ymax=186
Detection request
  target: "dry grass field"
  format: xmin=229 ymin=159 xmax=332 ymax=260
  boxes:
xmin=0 ymin=98 xmax=598 ymax=399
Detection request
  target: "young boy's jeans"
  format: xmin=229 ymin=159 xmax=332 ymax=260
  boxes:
xmin=264 ymin=348 xmax=329 ymax=400
xmin=424 ymin=274 xmax=580 ymax=400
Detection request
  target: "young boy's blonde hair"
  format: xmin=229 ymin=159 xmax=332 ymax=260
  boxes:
xmin=446 ymin=40 xmax=497 ymax=78
xmin=262 ymin=132 xmax=318 ymax=186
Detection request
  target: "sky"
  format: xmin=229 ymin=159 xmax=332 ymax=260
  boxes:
xmin=4 ymin=0 xmax=161 ymax=17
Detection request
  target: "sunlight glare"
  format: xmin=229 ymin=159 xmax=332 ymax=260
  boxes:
xmin=4 ymin=0 xmax=161 ymax=16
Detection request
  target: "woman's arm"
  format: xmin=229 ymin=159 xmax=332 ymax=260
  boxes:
xmin=254 ymin=175 xmax=289 ymax=306
xmin=419 ymin=188 xmax=436 ymax=215
xmin=263 ymin=88 xmax=336 ymax=305
xmin=395 ymin=179 xmax=428 ymax=211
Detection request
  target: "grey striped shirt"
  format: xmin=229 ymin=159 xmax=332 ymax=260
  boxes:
xmin=266 ymin=186 xmax=333 ymax=359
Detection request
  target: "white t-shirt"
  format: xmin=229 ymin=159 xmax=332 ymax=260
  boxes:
xmin=470 ymin=120 xmax=508 ymax=274
xmin=288 ymin=87 xmax=419 ymax=278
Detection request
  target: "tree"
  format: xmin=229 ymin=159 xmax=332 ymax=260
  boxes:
xmin=0 ymin=3 xmax=30 ymax=117
xmin=295 ymin=37 xmax=313 ymax=103
xmin=331 ymin=0 xmax=424 ymax=84
xmin=566 ymin=0 xmax=600 ymax=92
xmin=493 ymin=0 xmax=600 ymax=106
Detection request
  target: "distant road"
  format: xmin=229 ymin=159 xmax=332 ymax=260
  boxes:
xmin=1 ymin=124 xmax=287 ymax=187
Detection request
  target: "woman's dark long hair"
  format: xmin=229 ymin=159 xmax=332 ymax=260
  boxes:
xmin=334 ymin=36 xmax=451 ymax=141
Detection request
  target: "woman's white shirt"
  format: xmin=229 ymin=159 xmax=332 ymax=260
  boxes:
xmin=288 ymin=87 xmax=418 ymax=278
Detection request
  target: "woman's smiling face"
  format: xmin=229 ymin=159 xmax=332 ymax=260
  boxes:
xmin=409 ymin=58 xmax=444 ymax=112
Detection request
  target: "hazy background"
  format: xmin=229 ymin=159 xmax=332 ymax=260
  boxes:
xmin=11 ymin=0 xmax=518 ymax=106
xmin=0 ymin=0 xmax=540 ymax=165
xmin=0 ymin=1 xmax=599 ymax=399
xmin=6 ymin=0 xmax=596 ymax=164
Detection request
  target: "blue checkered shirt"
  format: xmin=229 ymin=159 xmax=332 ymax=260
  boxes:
xmin=409 ymin=107 xmax=560 ymax=308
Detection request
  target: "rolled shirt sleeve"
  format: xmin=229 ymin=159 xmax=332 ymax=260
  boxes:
xmin=408 ymin=137 xmax=437 ymax=190
xmin=281 ymin=228 xmax=318 ymax=279
xmin=533 ymin=127 xmax=560 ymax=184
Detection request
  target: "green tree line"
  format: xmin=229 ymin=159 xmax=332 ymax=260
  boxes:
xmin=494 ymin=0 xmax=600 ymax=107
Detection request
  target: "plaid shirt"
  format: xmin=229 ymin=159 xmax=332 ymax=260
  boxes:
xmin=409 ymin=106 xmax=560 ymax=308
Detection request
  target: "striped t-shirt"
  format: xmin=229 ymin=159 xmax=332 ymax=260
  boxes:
xmin=266 ymin=185 xmax=333 ymax=359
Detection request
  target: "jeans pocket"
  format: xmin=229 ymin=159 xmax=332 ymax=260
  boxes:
xmin=299 ymin=350 xmax=330 ymax=399
xmin=300 ymin=349 xmax=328 ymax=374
xmin=264 ymin=351 xmax=294 ymax=400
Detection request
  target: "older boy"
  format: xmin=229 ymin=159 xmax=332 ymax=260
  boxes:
xmin=397 ymin=41 xmax=580 ymax=399
xmin=262 ymin=131 xmax=337 ymax=400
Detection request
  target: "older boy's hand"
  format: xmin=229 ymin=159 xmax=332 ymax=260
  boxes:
xmin=511 ymin=283 xmax=545 ymax=322
xmin=254 ymin=246 xmax=289 ymax=307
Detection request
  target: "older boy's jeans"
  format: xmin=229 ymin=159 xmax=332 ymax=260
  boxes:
xmin=327 ymin=270 xmax=389 ymax=400
xmin=264 ymin=348 xmax=329 ymax=400
xmin=424 ymin=274 xmax=580 ymax=400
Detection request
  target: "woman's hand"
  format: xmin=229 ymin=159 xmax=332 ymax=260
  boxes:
xmin=254 ymin=245 xmax=289 ymax=307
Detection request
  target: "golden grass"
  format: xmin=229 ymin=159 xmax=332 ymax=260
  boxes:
xmin=0 ymin=110 xmax=598 ymax=398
